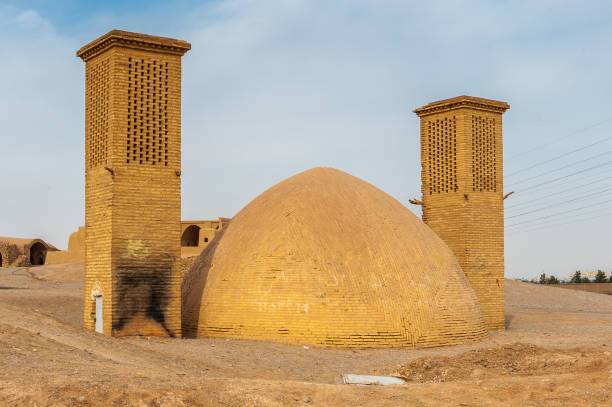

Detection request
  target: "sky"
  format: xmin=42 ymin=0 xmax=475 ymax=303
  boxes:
xmin=1 ymin=0 xmax=612 ymax=280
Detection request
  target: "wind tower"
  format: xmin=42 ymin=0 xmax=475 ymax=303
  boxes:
xmin=77 ymin=30 xmax=191 ymax=336
xmin=414 ymin=96 xmax=510 ymax=330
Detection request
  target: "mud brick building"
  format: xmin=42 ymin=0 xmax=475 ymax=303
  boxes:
xmin=414 ymin=96 xmax=510 ymax=330
xmin=45 ymin=220 xmax=230 ymax=265
xmin=74 ymin=29 xmax=509 ymax=346
xmin=0 ymin=237 xmax=57 ymax=268
xmin=77 ymin=30 xmax=190 ymax=337
xmin=182 ymin=168 xmax=487 ymax=348
xmin=180 ymin=218 xmax=231 ymax=258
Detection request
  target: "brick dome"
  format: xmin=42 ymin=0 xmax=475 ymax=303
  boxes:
xmin=182 ymin=167 xmax=487 ymax=348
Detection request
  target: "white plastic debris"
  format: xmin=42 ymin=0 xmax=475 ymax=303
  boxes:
xmin=342 ymin=374 xmax=406 ymax=386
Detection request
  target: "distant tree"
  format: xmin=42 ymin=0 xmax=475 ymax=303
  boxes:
xmin=539 ymin=273 xmax=547 ymax=284
xmin=581 ymin=275 xmax=591 ymax=283
xmin=547 ymin=275 xmax=560 ymax=284
xmin=609 ymin=273 xmax=612 ymax=283
xmin=570 ymin=271 xmax=582 ymax=284
xmin=594 ymin=270 xmax=607 ymax=283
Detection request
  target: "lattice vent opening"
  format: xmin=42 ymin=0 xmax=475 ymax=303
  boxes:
xmin=425 ymin=116 xmax=458 ymax=194
xmin=471 ymin=116 xmax=497 ymax=192
xmin=86 ymin=59 xmax=110 ymax=169
xmin=126 ymin=57 xmax=169 ymax=166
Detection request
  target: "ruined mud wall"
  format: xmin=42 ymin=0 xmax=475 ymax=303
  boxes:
xmin=0 ymin=241 xmax=22 ymax=267
xmin=46 ymin=226 xmax=86 ymax=265
xmin=0 ymin=238 xmax=55 ymax=267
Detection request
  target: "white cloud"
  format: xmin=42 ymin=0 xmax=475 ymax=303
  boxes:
xmin=12 ymin=9 xmax=54 ymax=31
xmin=1 ymin=1 xmax=612 ymax=277
xmin=0 ymin=6 xmax=83 ymax=248
xmin=178 ymin=0 xmax=612 ymax=279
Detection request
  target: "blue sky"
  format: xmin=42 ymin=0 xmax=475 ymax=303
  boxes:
xmin=1 ymin=0 xmax=612 ymax=279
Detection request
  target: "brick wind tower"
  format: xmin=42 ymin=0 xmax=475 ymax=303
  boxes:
xmin=77 ymin=31 xmax=190 ymax=336
xmin=414 ymin=96 xmax=510 ymax=330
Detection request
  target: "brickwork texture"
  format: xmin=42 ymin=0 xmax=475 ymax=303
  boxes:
xmin=414 ymin=96 xmax=510 ymax=330
xmin=182 ymin=168 xmax=487 ymax=348
xmin=77 ymin=30 xmax=190 ymax=337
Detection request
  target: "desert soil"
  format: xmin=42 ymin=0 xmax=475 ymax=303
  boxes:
xmin=0 ymin=263 xmax=610 ymax=406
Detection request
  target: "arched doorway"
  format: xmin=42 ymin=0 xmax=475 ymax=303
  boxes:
xmin=181 ymin=225 xmax=200 ymax=247
xmin=0 ymin=251 xmax=3 ymax=267
xmin=29 ymin=242 xmax=47 ymax=266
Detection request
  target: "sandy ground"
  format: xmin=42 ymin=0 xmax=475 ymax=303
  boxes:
xmin=0 ymin=263 xmax=610 ymax=406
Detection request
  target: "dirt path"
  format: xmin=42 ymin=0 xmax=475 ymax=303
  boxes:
xmin=0 ymin=265 xmax=610 ymax=406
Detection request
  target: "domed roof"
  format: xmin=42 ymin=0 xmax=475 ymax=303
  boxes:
xmin=182 ymin=168 xmax=486 ymax=348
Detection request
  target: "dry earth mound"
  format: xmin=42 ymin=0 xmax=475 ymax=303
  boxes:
xmin=388 ymin=343 xmax=611 ymax=383
xmin=505 ymin=278 xmax=612 ymax=312
xmin=0 ymin=263 xmax=611 ymax=405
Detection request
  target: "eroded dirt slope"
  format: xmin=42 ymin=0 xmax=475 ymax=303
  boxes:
xmin=0 ymin=264 xmax=610 ymax=406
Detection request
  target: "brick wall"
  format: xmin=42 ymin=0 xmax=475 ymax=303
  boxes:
xmin=182 ymin=168 xmax=488 ymax=348
xmin=78 ymin=31 xmax=190 ymax=337
xmin=415 ymin=97 xmax=510 ymax=330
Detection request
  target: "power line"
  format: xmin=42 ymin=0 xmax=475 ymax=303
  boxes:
xmin=505 ymin=177 xmax=612 ymax=212
xmin=505 ymin=175 xmax=612 ymax=210
xmin=505 ymin=167 xmax=612 ymax=207
xmin=507 ymin=210 xmax=612 ymax=235
xmin=506 ymin=117 xmax=612 ymax=160
xmin=507 ymin=149 xmax=612 ymax=187
xmin=506 ymin=186 xmax=612 ymax=219
xmin=508 ymin=216 xmax=608 ymax=235
xmin=507 ymin=203 xmax=612 ymax=230
xmin=506 ymin=135 xmax=612 ymax=177
xmin=507 ymin=205 xmax=612 ymax=231
xmin=514 ymin=161 xmax=612 ymax=194
xmin=506 ymin=197 xmax=612 ymax=228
